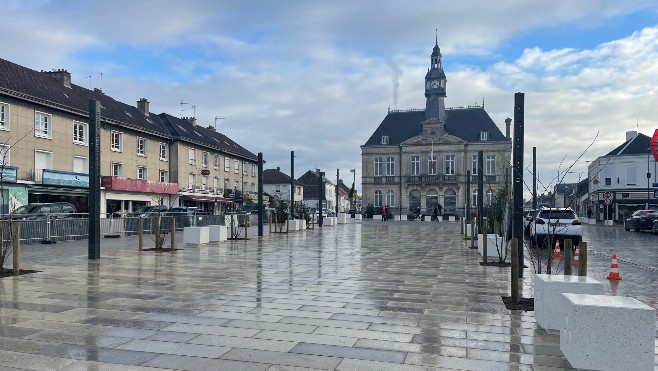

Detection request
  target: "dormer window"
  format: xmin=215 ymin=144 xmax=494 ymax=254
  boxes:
xmin=381 ymin=135 xmax=389 ymax=145
xmin=480 ymin=131 xmax=488 ymax=141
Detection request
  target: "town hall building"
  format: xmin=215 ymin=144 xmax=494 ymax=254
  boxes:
xmin=361 ymin=39 xmax=512 ymax=217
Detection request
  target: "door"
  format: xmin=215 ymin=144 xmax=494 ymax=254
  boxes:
xmin=444 ymin=188 xmax=457 ymax=215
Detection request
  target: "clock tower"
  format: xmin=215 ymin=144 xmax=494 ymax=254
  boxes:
xmin=424 ymin=37 xmax=447 ymax=121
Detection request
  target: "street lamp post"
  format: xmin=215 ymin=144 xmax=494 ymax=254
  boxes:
xmin=647 ymin=149 xmax=651 ymax=210
xmin=349 ymin=169 xmax=355 ymax=210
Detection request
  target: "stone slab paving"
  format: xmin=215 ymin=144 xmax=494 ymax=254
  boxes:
xmin=0 ymin=221 xmax=656 ymax=370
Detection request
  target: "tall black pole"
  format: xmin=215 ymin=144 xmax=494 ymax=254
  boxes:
xmin=318 ymin=171 xmax=324 ymax=227
xmin=335 ymin=169 xmax=339 ymax=216
xmin=257 ymin=152 xmax=263 ymax=236
xmin=88 ymin=100 xmax=101 ymax=260
xmin=477 ymin=151 xmax=484 ymax=232
xmin=466 ymin=170 xmax=471 ymax=223
xmin=532 ymin=147 xmax=537 ymax=210
xmin=513 ymin=93 xmax=525 ymax=278
xmin=290 ymin=151 xmax=295 ymax=218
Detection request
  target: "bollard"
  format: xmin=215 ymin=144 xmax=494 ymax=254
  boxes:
xmin=482 ymin=217 xmax=488 ymax=264
xmin=12 ymin=221 xmax=20 ymax=276
xmin=470 ymin=222 xmax=475 ymax=248
xmin=564 ymin=239 xmax=572 ymax=275
xmin=510 ymin=238 xmax=519 ymax=304
xmin=245 ymin=216 xmax=248 ymax=239
xmin=170 ymin=218 xmax=176 ymax=251
xmin=578 ymin=242 xmax=587 ymax=276
xmin=154 ymin=216 xmax=161 ymax=248
xmin=460 ymin=217 xmax=464 ymax=234
xmin=138 ymin=218 xmax=143 ymax=251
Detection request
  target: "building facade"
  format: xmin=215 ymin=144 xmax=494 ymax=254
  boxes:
xmin=587 ymin=131 xmax=657 ymax=222
xmin=262 ymin=168 xmax=303 ymax=207
xmin=361 ymin=40 xmax=512 ymax=217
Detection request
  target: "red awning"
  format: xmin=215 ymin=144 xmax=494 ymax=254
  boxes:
xmin=183 ymin=194 xmax=233 ymax=203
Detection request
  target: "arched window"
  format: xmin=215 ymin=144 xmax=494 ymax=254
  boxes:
xmin=386 ymin=191 xmax=395 ymax=207
xmin=374 ymin=190 xmax=383 ymax=208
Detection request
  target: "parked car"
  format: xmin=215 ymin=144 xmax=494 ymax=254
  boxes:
xmin=12 ymin=202 xmax=77 ymax=220
xmin=131 ymin=205 xmax=168 ymax=217
xmin=529 ymin=207 xmax=582 ymax=248
xmin=237 ymin=205 xmax=260 ymax=214
xmin=624 ymin=210 xmax=658 ymax=232
xmin=652 ymin=219 xmax=658 ymax=235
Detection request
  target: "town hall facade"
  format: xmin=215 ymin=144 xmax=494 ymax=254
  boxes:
xmin=361 ymin=40 xmax=512 ymax=217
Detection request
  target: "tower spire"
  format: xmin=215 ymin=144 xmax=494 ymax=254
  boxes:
xmin=435 ymin=28 xmax=438 ymax=45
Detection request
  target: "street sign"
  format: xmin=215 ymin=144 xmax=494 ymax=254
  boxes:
xmin=604 ymin=191 xmax=612 ymax=200
xmin=604 ymin=198 xmax=612 ymax=205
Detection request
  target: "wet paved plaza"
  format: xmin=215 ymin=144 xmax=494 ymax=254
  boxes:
xmin=0 ymin=221 xmax=656 ymax=370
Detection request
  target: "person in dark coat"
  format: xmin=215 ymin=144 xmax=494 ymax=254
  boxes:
xmin=433 ymin=207 xmax=438 ymax=221
xmin=437 ymin=203 xmax=443 ymax=216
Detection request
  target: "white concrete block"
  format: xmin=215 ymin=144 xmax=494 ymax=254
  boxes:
xmin=424 ymin=216 xmax=432 ymax=222
xmin=560 ymin=293 xmax=655 ymax=371
xmin=448 ymin=216 xmax=455 ymax=222
xmin=355 ymin=214 xmax=362 ymax=221
xmin=298 ymin=219 xmax=306 ymax=230
xmin=207 ymin=225 xmax=228 ymax=242
xmin=477 ymin=234 xmax=504 ymax=259
xmin=534 ymin=274 xmax=604 ymax=331
xmin=329 ymin=217 xmax=337 ymax=226
xmin=337 ymin=213 xmax=347 ymax=224
xmin=183 ymin=226 xmax=210 ymax=245
xmin=465 ymin=224 xmax=477 ymax=237
xmin=287 ymin=220 xmax=299 ymax=231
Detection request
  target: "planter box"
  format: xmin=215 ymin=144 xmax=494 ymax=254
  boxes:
xmin=337 ymin=213 xmax=347 ymax=224
xmin=355 ymin=214 xmax=362 ymax=221
xmin=448 ymin=216 xmax=455 ymax=222
xmin=477 ymin=234 xmax=504 ymax=259
xmin=561 ymin=293 xmax=655 ymax=371
xmin=465 ymin=224 xmax=477 ymax=237
xmin=423 ymin=216 xmax=432 ymax=222
xmin=534 ymin=274 xmax=604 ymax=331
xmin=208 ymin=225 xmax=227 ymax=242
xmin=183 ymin=226 xmax=209 ymax=245
xmin=298 ymin=219 xmax=306 ymax=230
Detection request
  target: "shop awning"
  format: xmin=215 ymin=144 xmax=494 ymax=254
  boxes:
xmin=27 ymin=185 xmax=88 ymax=196
xmin=181 ymin=194 xmax=233 ymax=203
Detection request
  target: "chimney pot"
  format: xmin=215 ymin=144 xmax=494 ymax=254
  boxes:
xmin=505 ymin=117 xmax=512 ymax=139
xmin=277 ymin=167 xmax=280 ymax=171
xmin=626 ymin=131 xmax=638 ymax=142
xmin=44 ymin=69 xmax=71 ymax=88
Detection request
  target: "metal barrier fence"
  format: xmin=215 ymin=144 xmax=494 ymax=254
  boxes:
xmin=8 ymin=213 xmax=232 ymax=244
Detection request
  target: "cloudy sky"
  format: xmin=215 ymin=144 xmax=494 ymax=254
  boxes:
xmin=2 ymin=0 xmax=658 ymax=198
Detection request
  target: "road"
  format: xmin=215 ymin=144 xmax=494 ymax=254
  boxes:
xmin=524 ymin=223 xmax=658 ymax=313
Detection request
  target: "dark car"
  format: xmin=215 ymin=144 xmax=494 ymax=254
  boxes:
xmin=625 ymin=210 xmax=658 ymax=232
xmin=12 ymin=202 xmax=77 ymax=220
xmin=652 ymin=219 xmax=658 ymax=235
xmin=131 ymin=205 xmax=169 ymax=217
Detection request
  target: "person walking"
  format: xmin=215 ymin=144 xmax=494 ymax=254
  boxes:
xmin=381 ymin=206 xmax=387 ymax=221
xmin=587 ymin=208 xmax=592 ymax=219
xmin=437 ymin=203 xmax=443 ymax=216
xmin=433 ymin=207 xmax=438 ymax=222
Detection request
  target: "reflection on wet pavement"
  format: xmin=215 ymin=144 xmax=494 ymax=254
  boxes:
xmin=0 ymin=220 xmax=655 ymax=370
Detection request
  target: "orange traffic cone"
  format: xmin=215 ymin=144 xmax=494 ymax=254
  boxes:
xmin=606 ymin=254 xmax=622 ymax=280
xmin=552 ymin=240 xmax=561 ymax=258
xmin=572 ymin=245 xmax=580 ymax=266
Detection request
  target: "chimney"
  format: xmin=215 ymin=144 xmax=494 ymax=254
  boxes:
xmin=44 ymin=69 xmax=71 ymax=88
xmin=277 ymin=167 xmax=280 ymax=171
xmin=137 ymin=98 xmax=149 ymax=116
xmin=626 ymin=131 xmax=638 ymax=142
xmin=505 ymin=117 xmax=512 ymax=139
xmin=187 ymin=117 xmax=197 ymax=126
xmin=93 ymin=88 xmax=104 ymax=95
xmin=207 ymin=125 xmax=215 ymax=131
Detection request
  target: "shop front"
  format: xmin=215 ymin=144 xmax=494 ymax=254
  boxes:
xmin=101 ymin=176 xmax=179 ymax=217
xmin=27 ymin=169 xmax=89 ymax=213
xmin=0 ymin=166 xmax=28 ymax=214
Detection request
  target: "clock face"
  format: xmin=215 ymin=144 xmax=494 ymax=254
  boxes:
xmin=431 ymin=80 xmax=440 ymax=88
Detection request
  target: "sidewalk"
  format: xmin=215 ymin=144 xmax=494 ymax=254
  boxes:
xmin=0 ymin=221 xmax=630 ymax=370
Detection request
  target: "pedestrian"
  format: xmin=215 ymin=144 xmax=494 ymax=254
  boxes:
xmin=437 ymin=203 xmax=443 ymax=216
xmin=433 ymin=207 xmax=438 ymax=222
xmin=587 ymin=208 xmax=592 ymax=219
xmin=381 ymin=206 xmax=387 ymax=221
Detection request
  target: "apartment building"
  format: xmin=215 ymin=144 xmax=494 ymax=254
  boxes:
xmin=262 ymin=167 xmax=303 ymax=206
xmin=0 ymin=57 xmax=258 ymax=215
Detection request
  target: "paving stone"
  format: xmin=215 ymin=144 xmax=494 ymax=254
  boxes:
xmin=117 ymin=339 xmax=231 ymax=358
xmin=254 ymin=330 xmax=358 ymax=346
xmin=144 ymin=354 xmax=270 ymax=371
xmin=221 ymin=348 xmax=342 ymax=369
xmin=37 ymin=344 xmax=159 ymax=366
xmin=161 ymin=322 xmax=261 ymax=337
xmin=0 ymin=349 xmax=77 ymax=370
xmin=59 ymin=361 xmax=170 ymax=370
xmin=189 ymin=334 xmax=298 ymax=352
xmin=291 ymin=342 xmax=407 ymax=363
xmin=336 ymin=358 xmax=430 ymax=371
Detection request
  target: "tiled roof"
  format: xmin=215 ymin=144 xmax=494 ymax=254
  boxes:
xmin=263 ymin=169 xmax=303 ymax=185
xmin=0 ymin=58 xmax=170 ymax=138
xmin=605 ymin=133 xmax=651 ymax=156
xmin=363 ymin=107 xmax=507 ymax=146
xmin=159 ymin=113 xmax=257 ymax=162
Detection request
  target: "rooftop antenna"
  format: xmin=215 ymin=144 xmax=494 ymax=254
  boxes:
xmin=482 ymin=97 xmax=485 ymax=108
xmin=180 ymin=101 xmax=196 ymax=118
xmin=100 ymin=73 xmax=103 ymax=91
xmin=214 ymin=116 xmax=225 ymax=130
xmin=86 ymin=76 xmax=91 ymax=89
xmin=435 ymin=28 xmax=438 ymax=44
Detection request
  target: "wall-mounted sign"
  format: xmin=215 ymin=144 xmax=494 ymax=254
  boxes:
xmin=101 ymin=176 xmax=179 ymax=195
xmin=42 ymin=169 xmax=88 ymax=188
xmin=0 ymin=166 xmax=17 ymax=183
xmin=201 ymin=169 xmax=210 ymax=176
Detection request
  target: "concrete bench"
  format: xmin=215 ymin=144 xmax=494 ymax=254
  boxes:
xmin=208 ymin=225 xmax=227 ymax=242
xmin=183 ymin=226 xmax=209 ymax=245
xmin=560 ymin=293 xmax=655 ymax=371
xmin=534 ymin=274 xmax=604 ymax=331
xmin=477 ymin=234 xmax=504 ymax=259
xmin=337 ymin=213 xmax=347 ymax=224
xmin=287 ymin=220 xmax=300 ymax=231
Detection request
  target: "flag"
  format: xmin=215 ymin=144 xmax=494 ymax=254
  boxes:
xmin=429 ymin=141 xmax=435 ymax=173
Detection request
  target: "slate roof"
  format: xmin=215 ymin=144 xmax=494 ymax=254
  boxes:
xmin=337 ymin=180 xmax=351 ymax=196
xmin=363 ymin=107 xmax=507 ymax=146
xmin=0 ymin=58 xmax=170 ymax=138
xmin=159 ymin=113 xmax=257 ymax=162
xmin=605 ymin=133 xmax=651 ymax=156
xmin=263 ymin=168 xmax=303 ymax=185
xmin=298 ymin=170 xmax=333 ymax=200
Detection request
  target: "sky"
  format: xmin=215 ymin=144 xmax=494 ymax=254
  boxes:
xmin=2 ymin=0 xmax=658 ymax=199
